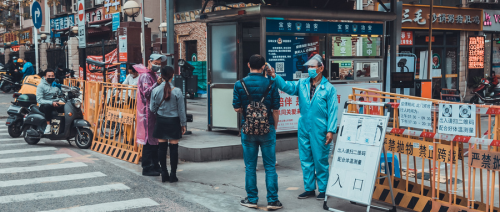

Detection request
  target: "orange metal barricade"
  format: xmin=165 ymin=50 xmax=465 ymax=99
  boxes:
xmin=351 ymin=87 xmax=500 ymax=212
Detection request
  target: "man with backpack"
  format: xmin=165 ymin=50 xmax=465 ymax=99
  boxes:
xmin=233 ymin=54 xmax=282 ymax=210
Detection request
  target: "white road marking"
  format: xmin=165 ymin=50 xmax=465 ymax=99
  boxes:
xmin=0 ymin=138 xmax=25 ymax=142
xmin=39 ymin=198 xmax=159 ymax=212
xmin=0 ymin=162 xmax=87 ymax=174
xmin=0 ymin=183 xmax=130 ymax=204
xmin=0 ymin=154 xmax=71 ymax=163
xmin=0 ymin=147 xmax=57 ymax=155
xmin=0 ymin=133 xmax=11 ymax=136
xmin=0 ymin=172 xmax=106 ymax=188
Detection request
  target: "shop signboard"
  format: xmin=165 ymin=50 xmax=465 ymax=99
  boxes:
xmin=266 ymin=35 xmax=320 ymax=81
xmin=103 ymin=0 xmax=121 ymax=19
xmin=400 ymin=31 xmax=413 ymax=45
xmin=483 ymin=10 xmax=500 ymax=31
xmin=50 ymin=15 xmax=75 ymax=38
xmin=468 ymin=36 xmax=485 ymax=69
xmin=112 ymin=13 xmax=120 ymax=31
xmin=266 ymin=19 xmax=384 ymax=35
xmin=3 ymin=32 xmax=18 ymax=45
xmin=19 ymin=28 xmax=32 ymax=44
xmin=86 ymin=7 xmax=104 ymax=23
xmin=401 ymin=4 xmax=482 ymax=31
xmin=119 ymin=35 xmax=127 ymax=62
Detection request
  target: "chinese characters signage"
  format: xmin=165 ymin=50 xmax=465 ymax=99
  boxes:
xmin=50 ymin=15 xmax=75 ymax=38
xmin=483 ymin=10 xmax=500 ymax=32
xmin=402 ymin=4 xmax=482 ymax=31
xmin=19 ymin=28 xmax=32 ymax=44
xmin=400 ymin=31 xmax=413 ymax=45
xmin=266 ymin=19 xmax=384 ymax=35
xmin=3 ymin=32 xmax=18 ymax=44
xmin=106 ymin=111 xmax=134 ymax=125
xmin=362 ymin=37 xmax=379 ymax=56
xmin=438 ymin=103 xmax=476 ymax=136
xmin=276 ymin=91 xmax=300 ymax=132
xmin=103 ymin=0 xmax=121 ymax=19
xmin=266 ymin=35 xmax=319 ymax=80
xmin=333 ymin=37 xmax=352 ymax=56
xmin=385 ymin=134 xmax=462 ymax=163
xmin=399 ymin=99 xmax=432 ymax=130
xmin=468 ymin=36 xmax=484 ymax=69
xmin=469 ymin=149 xmax=500 ymax=170
xmin=86 ymin=8 xmax=106 ymax=24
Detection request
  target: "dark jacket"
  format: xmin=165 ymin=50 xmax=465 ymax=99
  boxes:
xmin=233 ymin=73 xmax=280 ymax=126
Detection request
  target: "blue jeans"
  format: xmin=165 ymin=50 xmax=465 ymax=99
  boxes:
xmin=241 ymin=125 xmax=278 ymax=203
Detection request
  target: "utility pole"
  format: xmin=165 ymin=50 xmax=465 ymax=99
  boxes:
xmin=140 ymin=0 xmax=146 ymax=64
xmin=427 ymin=0 xmax=433 ymax=81
xmin=166 ymin=0 xmax=174 ymax=66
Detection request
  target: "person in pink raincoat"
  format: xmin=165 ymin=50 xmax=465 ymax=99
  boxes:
xmin=134 ymin=54 xmax=167 ymax=176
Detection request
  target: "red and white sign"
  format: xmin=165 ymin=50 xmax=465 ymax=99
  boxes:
xmin=400 ymin=31 xmax=413 ymax=45
xmin=77 ymin=0 xmax=86 ymax=48
xmin=78 ymin=49 xmax=119 ymax=82
xmin=118 ymin=35 xmax=127 ymax=62
xmin=78 ymin=3 xmax=84 ymax=21
xmin=276 ymin=91 xmax=300 ymax=132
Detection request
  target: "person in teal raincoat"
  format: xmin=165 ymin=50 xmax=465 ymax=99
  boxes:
xmin=267 ymin=54 xmax=338 ymax=200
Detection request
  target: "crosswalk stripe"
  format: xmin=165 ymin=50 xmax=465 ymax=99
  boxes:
xmin=0 ymin=162 xmax=87 ymax=174
xmin=0 ymin=172 xmax=106 ymax=188
xmin=0 ymin=128 xmax=7 ymax=131
xmin=0 ymin=183 xmax=130 ymax=204
xmin=0 ymin=147 xmax=57 ymax=155
xmin=0 ymin=133 xmax=10 ymax=136
xmin=0 ymin=154 xmax=71 ymax=164
xmin=0 ymin=138 xmax=24 ymax=142
xmin=39 ymin=198 xmax=159 ymax=212
xmin=0 ymin=143 xmax=27 ymax=147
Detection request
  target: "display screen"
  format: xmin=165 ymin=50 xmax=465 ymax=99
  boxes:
xmin=391 ymin=72 xmax=415 ymax=88
xmin=468 ymin=36 xmax=485 ymax=69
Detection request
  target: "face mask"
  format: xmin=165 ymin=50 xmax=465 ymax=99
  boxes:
xmin=13 ymin=60 xmax=17 ymax=63
xmin=308 ymin=68 xmax=318 ymax=78
xmin=46 ymin=77 xmax=55 ymax=84
xmin=151 ymin=64 xmax=161 ymax=72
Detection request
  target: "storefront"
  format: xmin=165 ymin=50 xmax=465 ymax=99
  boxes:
xmin=399 ymin=4 xmax=482 ymax=99
xmin=50 ymin=14 xmax=75 ymax=45
xmin=199 ymin=5 xmax=395 ymax=132
xmin=483 ymin=10 xmax=500 ymax=80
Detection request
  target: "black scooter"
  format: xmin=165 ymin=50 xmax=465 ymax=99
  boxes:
xmin=22 ymin=85 xmax=94 ymax=149
xmin=6 ymin=93 xmax=36 ymax=137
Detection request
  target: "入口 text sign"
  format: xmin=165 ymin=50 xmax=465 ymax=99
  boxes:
xmin=438 ymin=103 xmax=476 ymax=136
xmin=399 ymin=99 xmax=432 ymax=130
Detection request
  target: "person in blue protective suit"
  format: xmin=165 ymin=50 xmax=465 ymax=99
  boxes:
xmin=17 ymin=59 xmax=35 ymax=80
xmin=266 ymin=54 xmax=338 ymax=200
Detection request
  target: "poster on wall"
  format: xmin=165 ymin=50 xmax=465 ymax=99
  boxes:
xmin=276 ymin=91 xmax=300 ymax=132
xmin=266 ymin=35 xmax=320 ymax=81
xmin=78 ymin=49 xmax=119 ymax=82
xmin=332 ymin=37 xmax=352 ymax=56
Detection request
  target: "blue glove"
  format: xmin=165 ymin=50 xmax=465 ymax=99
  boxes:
xmin=52 ymin=81 xmax=62 ymax=89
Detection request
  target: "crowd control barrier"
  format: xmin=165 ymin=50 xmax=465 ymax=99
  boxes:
xmin=64 ymin=79 xmax=141 ymax=164
xmin=349 ymin=88 xmax=500 ymax=212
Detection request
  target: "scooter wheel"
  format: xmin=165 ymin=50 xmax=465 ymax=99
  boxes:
xmin=8 ymin=121 xmax=22 ymax=138
xmin=23 ymin=126 xmax=40 ymax=145
xmin=76 ymin=128 xmax=93 ymax=149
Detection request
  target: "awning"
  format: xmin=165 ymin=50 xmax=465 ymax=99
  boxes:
xmin=88 ymin=26 xmax=112 ymax=34
xmin=197 ymin=5 xmax=396 ymax=23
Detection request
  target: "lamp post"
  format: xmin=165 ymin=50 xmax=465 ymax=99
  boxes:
xmin=159 ymin=22 xmax=167 ymax=54
xmin=122 ymin=1 xmax=140 ymax=22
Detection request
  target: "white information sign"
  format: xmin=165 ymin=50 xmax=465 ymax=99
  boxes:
xmin=399 ymin=99 xmax=432 ymax=130
xmin=276 ymin=90 xmax=300 ymax=132
xmin=77 ymin=0 xmax=86 ymax=48
xmin=326 ymin=113 xmax=389 ymax=205
xmin=438 ymin=103 xmax=476 ymax=136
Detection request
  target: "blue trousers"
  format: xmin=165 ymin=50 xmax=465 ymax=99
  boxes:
xmin=241 ymin=126 xmax=278 ymax=203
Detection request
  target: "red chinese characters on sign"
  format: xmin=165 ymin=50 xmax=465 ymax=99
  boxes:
xmin=400 ymin=31 xmax=413 ymax=45
xmin=468 ymin=36 xmax=485 ymax=69
xmin=277 ymin=91 xmax=300 ymax=132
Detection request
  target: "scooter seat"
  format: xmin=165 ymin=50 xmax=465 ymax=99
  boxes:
xmin=30 ymin=106 xmax=44 ymax=115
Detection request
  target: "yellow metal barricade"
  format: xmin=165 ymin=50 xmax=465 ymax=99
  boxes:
xmin=351 ymin=87 xmax=500 ymax=212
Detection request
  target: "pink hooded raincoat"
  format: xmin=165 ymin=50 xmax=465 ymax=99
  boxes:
xmin=134 ymin=64 xmax=159 ymax=145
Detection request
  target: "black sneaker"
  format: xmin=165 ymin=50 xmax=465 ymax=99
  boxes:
xmin=240 ymin=197 xmax=258 ymax=208
xmin=267 ymin=200 xmax=283 ymax=210
xmin=298 ymin=191 xmax=315 ymax=199
xmin=316 ymin=192 xmax=326 ymax=200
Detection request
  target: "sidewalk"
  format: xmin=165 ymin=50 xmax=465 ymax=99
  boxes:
xmin=180 ymin=98 xmax=298 ymax=162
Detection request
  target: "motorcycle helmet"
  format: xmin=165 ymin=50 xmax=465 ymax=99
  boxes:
xmin=16 ymin=58 xmax=24 ymax=63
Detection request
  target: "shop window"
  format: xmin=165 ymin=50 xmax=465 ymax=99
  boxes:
xmin=445 ymin=32 xmax=459 ymax=46
xmin=175 ymin=0 xmax=202 ymax=13
xmin=332 ymin=36 xmax=381 ymax=57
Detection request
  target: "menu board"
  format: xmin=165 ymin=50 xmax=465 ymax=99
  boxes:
xmin=266 ymin=35 xmax=320 ymax=81
xmin=468 ymin=36 xmax=485 ymax=69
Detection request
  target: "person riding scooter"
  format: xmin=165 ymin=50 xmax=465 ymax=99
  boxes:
xmin=36 ymin=69 xmax=64 ymax=134
xmin=17 ymin=59 xmax=35 ymax=81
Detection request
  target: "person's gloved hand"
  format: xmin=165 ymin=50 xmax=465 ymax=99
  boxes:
xmin=51 ymin=81 xmax=62 ymax=89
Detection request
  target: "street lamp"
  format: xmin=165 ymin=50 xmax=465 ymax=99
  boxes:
xmin=159 ymin=22 xmax=167 ymax=34
xmin=40 ymin=33 xmax=47 ymax=42
xmin=122 ymin=1 xmax=141 ymax=22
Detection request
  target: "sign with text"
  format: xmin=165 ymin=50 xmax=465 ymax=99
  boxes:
xmin=276 ymin=91 xmax=300 ymax=132
xmin=103 ymin=0 xmax=121 ymax=19
xmin=106 ymin=111 xmax=134 ymax=125
xmin=266 ymin=19 xmax=384 ymax=35
xmin=118 ymin=35 xmax=127 ymax=62
xmin=438 ymin=103 xmax=476 ymax=136
xmin=327 ymin=113 xmax=389 ymax=205
xmin=50 ymin=15 xmax=75 ymax=39
xmin=483 ymin=10 xmax=500 ymax=32
xmin=385 ymin=134 xmax=463 ymax=163
xmin=112 ymin=13 xmax=120 ymax=31
xmin=332 ymin=37 xmax=352 ymax=56
xmin=400 ymin=31 xmax=413 ymax=45
xmin=401 ymin=4 xmax=482 ymax=31
xmin=266 ymin=35 xmax=320 ymax=81
xmin=470 ymin=149 xmax=500 ymax=170
xmin=19 ymin=28 xmax=32 ymax=44
xmin=468 ymin=36 xmax=485 ymax=69
xmin=399 ymin=99 xmax=432 ymax=130
xmin=77 ymin=0 xmax=86 ymax=48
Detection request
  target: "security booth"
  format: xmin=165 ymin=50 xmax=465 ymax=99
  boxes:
xmin=198 ymin=5 xmax=395 ymax=132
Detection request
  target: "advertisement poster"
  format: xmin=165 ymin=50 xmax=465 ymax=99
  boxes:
xmin=276 ymin=91 xmax=300 ymax=132
xmin=119 ymin=36 xmax=127 ymax=62
xmin=332 ymin=37 xmax=352 ymax=56
xmin=78 ymin=49 xmax=118 ymax=82
xmin=399 ymin=99 xmax=432 ymax=130
xmin=362 ymin=37 xmax=379 ymax=57
xmin=438 ymin=103 xmax=476 ymax=136
xmin=266 ymin=35 xmax=320 ymax=81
